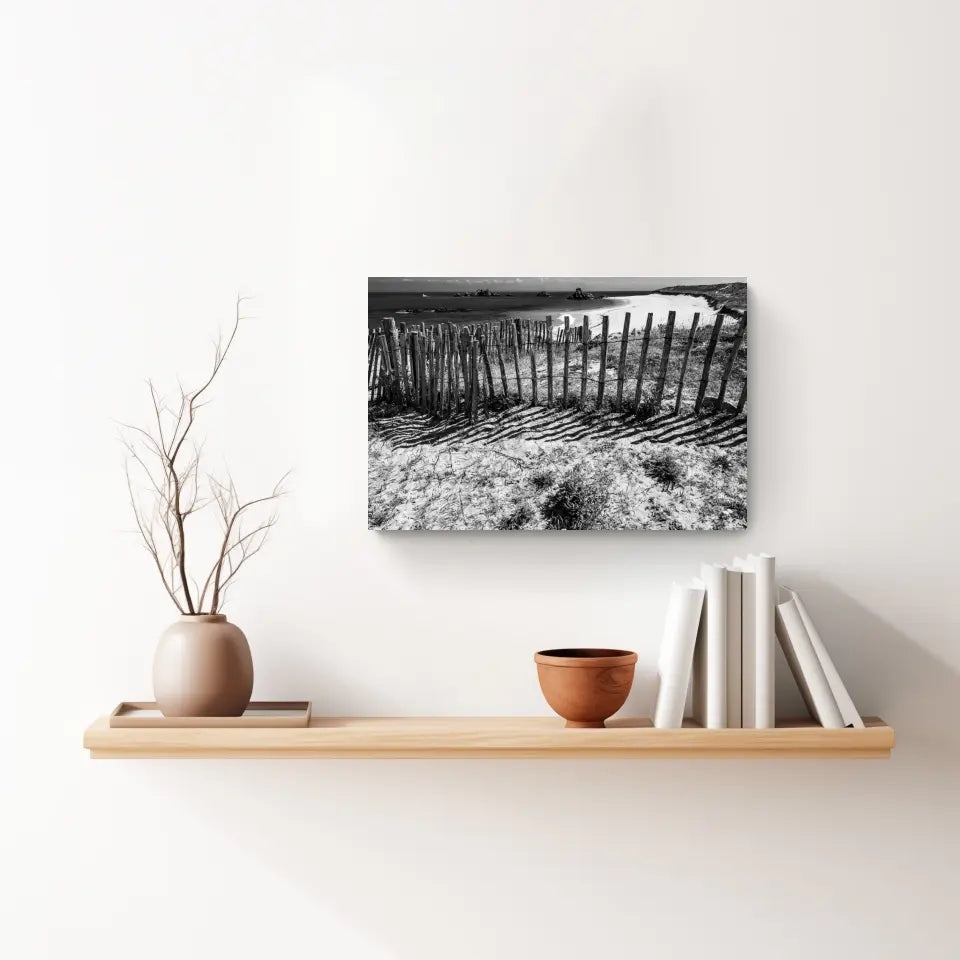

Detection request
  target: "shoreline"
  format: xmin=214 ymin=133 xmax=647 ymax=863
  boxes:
xmin=368 ymin=291 xmax=726 ymax=333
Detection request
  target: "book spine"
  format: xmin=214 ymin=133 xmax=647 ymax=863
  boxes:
xmin=775 ymin=598 xmax=844 ymax=728
xmin=692 ymin=598 xmax=708 ymax=726
xmin=726 ymin=568 xmax=742 ymax=728
xmin=740 ymin=569 xmax=758 ymax=727
xmin=753 ymin=554 xmax=776 ymax=729
xmin=693 ymin=564 xmax=727 ymax=728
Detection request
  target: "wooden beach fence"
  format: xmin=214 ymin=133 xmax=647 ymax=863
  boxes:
xmin=368 ymin=309 xmax=746 ymax=422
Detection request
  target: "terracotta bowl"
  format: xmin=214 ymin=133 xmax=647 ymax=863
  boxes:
xmin=535 ymin=648 xmax=638 ymax=728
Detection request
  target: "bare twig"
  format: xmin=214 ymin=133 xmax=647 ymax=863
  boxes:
xmin=202 ymin=471 xmax=288 ymax=613
xmin=124 ymin=462 xmax=185 ymax=612
xmin=120 ymin=297 xmax=286 ymax=614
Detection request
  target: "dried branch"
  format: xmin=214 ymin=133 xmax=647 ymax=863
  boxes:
xmin=124 ymin=461 xmax=185 ymax=612
xmin=200 ymin=471 xmax=289 ymax=613
xmin=120 ymin=296 xmax=286 ymax=615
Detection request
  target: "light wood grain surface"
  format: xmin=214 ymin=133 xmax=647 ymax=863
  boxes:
xmin=83 ymin=715 xmax=894 ymax=759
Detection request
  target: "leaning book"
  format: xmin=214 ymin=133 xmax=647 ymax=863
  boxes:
xmin=775 ymin=595 xmax=844 ymax=728
xmin=780 ymin=586 xmax=864 ymax=728
xmin=653 ymin=581 xmax=706 ymax=729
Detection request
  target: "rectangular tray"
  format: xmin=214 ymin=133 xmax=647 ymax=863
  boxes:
xmin=109 ymin=701 xmax=312 ymax=728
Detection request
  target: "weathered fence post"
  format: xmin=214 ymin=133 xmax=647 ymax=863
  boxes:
xmin=427 ymin=333 xmax=436 ymax=415
xmin=530 ymin=349 xmax=538 ymax=406
xmin=451 ymin=332 xmax=461 ymax=415
xmin=477 ymin=340 xmax=486 ymax=407
xmin=436 ymin=329 xmax=444 ymax=412
xmin=715 ymin=316 xmax=746 ymax=410
xmin=735 ymin=378 xmax=747 ymax=415
xmin=562 ymin=315 xmax=571 ymax=404
xmin=376 ymin=338 xmax=386 ymax=403
xmin=545 ymin=315 xmax=554 ymax=405
xmin=596 ymin=315 xmax=610 ymax=407
xmin=398 ymin=325 xmax=411 ymax=404
xmin=434 ymin=332 xmax=442 ymax=414
xmin=422 ymin=332 xmax=430 ymax=410
xmin=367 ymin=333 xmax=379 ymax=399
xmin=652 ymin=310 xmax=676 ymax=410
xmin=694 ymin=313 xmax=725 ymax=414
xmin=409 ymin=332 xmax=420 ymax=409
xmin=371 ymin=345 xmax=381 ymax=401
xmin=383 ymin=319 xmax=401 ymax=401
xmin=407 ymin=330 xmax=420 ymax=410
xmin=580 ymin=316 xmax=589 ymax=404
xmin=444 ymin=332 xmax=455 ymax=417
xmin=400 ymin=332 xmax=410 ymax=406
xmin=494 ymin=329 xmax=509 ymax=397
xmin=432 ymin=331 xmax=440 ymax=413
xmin=673 ymin=311 xmax=701 ymax=415
xmin=382 ymin=318 xmax=406 ymax=404
xmin=458 ymin=330 xmax=471 ymax=415
xmin=480 ymin=327 xmax=496 ymax=399
xmin=633 ymin=313 xmax=653 ymax=414
xmin=512 ymin=319 xmax=523 ymax=401
xmin=442 ymin=324 xmax=453 ymax=416
xmin=434 ymin=330 xmax=442 ymax=414
xmin=470 ymin=338 xmax=479 ymax=422
xmin=438 ymin=331 xmax=448 ymax=414
xmin=615 ymin=312 xmax=631 ymax=409
xmin=421 ymin=332 xmax=430 ymax=413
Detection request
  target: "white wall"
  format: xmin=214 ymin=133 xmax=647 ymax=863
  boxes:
xmin=4 ymin=1 xmax=960 ymax=957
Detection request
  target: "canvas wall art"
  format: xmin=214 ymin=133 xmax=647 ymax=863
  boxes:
xmin=368 ymin=277 xmax=747 ymax=531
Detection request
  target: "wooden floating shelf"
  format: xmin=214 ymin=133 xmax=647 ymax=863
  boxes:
xmin=83 ymin=715 xmax=894 ymax=759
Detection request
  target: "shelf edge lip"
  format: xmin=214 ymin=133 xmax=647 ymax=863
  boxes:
xmin=88 ymin=750 xmax=892 ymax=760
xmin=83 ymin=716 xmax=895 ymax=759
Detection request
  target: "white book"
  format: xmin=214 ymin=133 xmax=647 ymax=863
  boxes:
xmin=733 ymin=558 xmax=753 ymax=724
xmin=726 ymin=567 xmax=742 ymax=728
xmin=653 ymin=581 xmax=706 ymax=729
xmin=752 ymin=554 xmax=777 ymax=729
xmin=692 ymin=564 xmax=727 ymax=728
xmin=733 ymin=557 xmax=757 ymax=727
xmin=781 ymin=587 xmax=864 ymax=728
xmin=736 ymin=554 xmax=776 ymax=728
xmin=775 ymin=595 xmax=844 ymax=728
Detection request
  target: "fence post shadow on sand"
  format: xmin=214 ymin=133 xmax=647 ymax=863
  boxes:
xmin=368 ymin=307 xmax=748 ymax=437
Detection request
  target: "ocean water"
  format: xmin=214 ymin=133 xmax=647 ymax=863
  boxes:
xmin=368 ymin=291 xmax=715 ymax=333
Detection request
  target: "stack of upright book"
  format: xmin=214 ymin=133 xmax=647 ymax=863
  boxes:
xmin=652 ymin=554 xmax=863 ymax=729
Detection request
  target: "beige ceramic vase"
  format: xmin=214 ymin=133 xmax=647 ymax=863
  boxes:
xmin=153 ymin=614 xmax=254 ymax=717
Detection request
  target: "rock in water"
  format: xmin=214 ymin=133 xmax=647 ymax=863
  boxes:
xmin=568 ymin=287 xmax=594 ymax=301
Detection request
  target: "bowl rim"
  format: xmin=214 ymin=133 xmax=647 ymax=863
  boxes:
xmin=535 ymin=648 xmax=638 ymax=668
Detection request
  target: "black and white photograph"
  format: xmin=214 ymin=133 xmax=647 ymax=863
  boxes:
xmin=368 ymin=277 xmax=747 ymax=530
